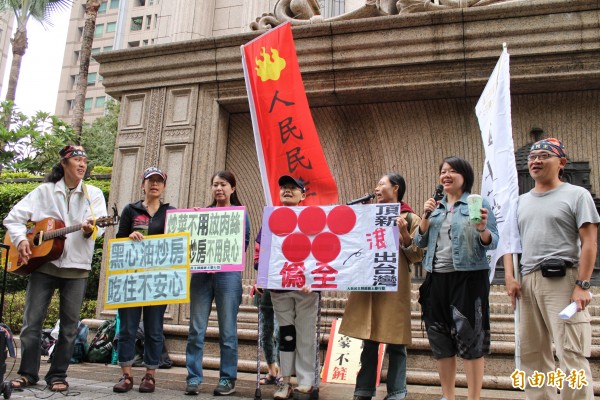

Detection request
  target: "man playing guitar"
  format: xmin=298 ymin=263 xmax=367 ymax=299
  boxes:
xmin=3 ymin=145 xmax=107 ymax=392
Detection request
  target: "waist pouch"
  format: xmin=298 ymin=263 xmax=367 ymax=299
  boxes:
xmin=540 ymin=258 xmax=571 ymax=278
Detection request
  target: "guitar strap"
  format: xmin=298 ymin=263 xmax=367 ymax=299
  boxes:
xmin=82 ymin=184 xmax=99 ymax=240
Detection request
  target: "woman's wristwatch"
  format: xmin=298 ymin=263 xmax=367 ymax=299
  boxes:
xmin=476 ymin=227 xmax=487 ymax=233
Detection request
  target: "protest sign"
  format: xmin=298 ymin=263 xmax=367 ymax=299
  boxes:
xmin=105 ymin=232 xmax=190 ymax=309
xmin=257 ymin=204 xmax=400 ymax=291
xmin=165 ymin=207 xmax=246 ymax=272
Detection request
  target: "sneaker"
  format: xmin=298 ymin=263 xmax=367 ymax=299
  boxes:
xmin=213 ymin=379 xmax=235 ymax=396
xmin=293 ymin=385 xmax=313 ymax=400
xmin=185 ymin=382 xmax=199 ymax=395
xmin=274 ymin=382 xmax=293 ymax=399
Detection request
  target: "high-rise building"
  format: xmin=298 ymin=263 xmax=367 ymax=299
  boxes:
xmin=55 ymin=0 xmax=286 ymax=123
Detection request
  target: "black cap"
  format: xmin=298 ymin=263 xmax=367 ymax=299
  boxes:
xmin=278 ymin=175 xmax=305 ymax=192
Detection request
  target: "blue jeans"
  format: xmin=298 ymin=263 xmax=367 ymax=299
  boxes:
xmin=355 ymin=340 xmax=408 ymax=399
xmin=117 ymin=305 xmax=166 ymax=369
xmin=259 ymin=290 xmax=279 ymax=365
xmin=186 ymin=272 xmax=242 ymax=385
xmin=18 ymin=271 xmax=87 ymax=384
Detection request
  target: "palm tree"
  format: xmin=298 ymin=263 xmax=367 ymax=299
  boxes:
xmin=0 ymin=0 xmax=73 ymax=103
xmin=71 ymin=0 xmax=101 ymax=139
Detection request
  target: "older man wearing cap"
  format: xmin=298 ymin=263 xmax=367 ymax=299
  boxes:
xmin=4 ymin=145 xmax=107 ymax=392
xmin=504 ymin=138 xmax=598 ymax=400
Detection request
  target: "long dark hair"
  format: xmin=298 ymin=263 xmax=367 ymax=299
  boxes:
xmin=44 ymin=161 xmax=65 ymax=183
xmin=210 ymin=170 xmax=243 ymax=206
xmin=385 ymin=173 xmax=406 ymax=203
xmin=439 ymin=156 xmax=474 ymax=193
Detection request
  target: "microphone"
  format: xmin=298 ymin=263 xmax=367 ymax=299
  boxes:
xmin=346 ymin=193 xmax=375 ymax=205
xmin=424 ymin=184 xmax=444 ymax=219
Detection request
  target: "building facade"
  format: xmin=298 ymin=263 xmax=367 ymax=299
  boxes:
xmin=94 ymin=0 xmax=600 ymax=321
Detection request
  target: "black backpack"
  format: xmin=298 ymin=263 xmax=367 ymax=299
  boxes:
xmin=86 ymin=319 xmax=117 ymax=363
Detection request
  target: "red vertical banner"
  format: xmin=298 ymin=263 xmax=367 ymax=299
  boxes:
xmin=241 ymin=22 xmax=339 ymax=206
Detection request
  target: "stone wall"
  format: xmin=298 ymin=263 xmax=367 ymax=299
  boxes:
xmin=95 ymin=0 xmax=600 ymax=321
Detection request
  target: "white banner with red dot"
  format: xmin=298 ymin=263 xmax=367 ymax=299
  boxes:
xmin=257 ymin=204 xmax=401 ymax=291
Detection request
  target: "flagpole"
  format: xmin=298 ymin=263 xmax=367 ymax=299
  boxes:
xmin=240 ymin=45 xmax=273 ymax=206
xmin=513 ymin=253 xmax=521 ymax=370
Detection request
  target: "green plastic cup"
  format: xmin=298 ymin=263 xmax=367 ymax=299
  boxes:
xmin=467 ymin=194 xmax=483 ymax=224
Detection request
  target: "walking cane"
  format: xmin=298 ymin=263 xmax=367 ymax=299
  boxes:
xmin=0 ymin=243 xmax=13 ymax=399
xmin=311 ymin=292 xmax=321 ymax=400
xmin=254 ymin=287 xmax=262 ymax=400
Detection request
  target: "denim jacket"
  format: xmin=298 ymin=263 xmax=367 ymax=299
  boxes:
xmin=414 ymin=192 xmax=499 ymax=272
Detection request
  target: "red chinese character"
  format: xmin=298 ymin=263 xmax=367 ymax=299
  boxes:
xmin=311 ymin=262 xmax=338 ymax=289
xmin=280 ymin=262 xmax=306 ymax=288
xmin=331 ymin=366 xmax=348 ymax=381
xmin=366 ymin=228 xmax=387 ymax=250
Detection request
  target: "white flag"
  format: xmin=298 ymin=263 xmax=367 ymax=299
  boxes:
xmin=476 ymin=46 xmax=521 ymax=282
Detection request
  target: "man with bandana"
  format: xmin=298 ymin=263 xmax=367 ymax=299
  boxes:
xmin=4 ymin=145 xmax=107 ymax=393
xmin=504 ymin=138 xmax=598 ymax=400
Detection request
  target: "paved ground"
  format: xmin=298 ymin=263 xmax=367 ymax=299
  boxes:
xmin=0 ymin=355 xmax=536 ymax=400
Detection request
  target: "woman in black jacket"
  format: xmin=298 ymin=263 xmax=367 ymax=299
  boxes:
xmin=112 ymin=167 xmax=175 ymax=394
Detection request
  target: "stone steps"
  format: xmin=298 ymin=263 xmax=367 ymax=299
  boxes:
xmin=82 ymin=285 xmax=600 ymax=394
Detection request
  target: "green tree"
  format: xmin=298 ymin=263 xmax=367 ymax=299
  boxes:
xmin=72 ymin=0 xmax=101 ymax=138
xmin=0 ymin=0 xmax=73 ymax=103
xmin=81 ymin=99 xmax=119 ymax=169
xmin=0 ymin=101 xmax=76 ymax=174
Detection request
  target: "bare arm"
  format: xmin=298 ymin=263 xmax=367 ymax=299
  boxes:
xmin=503 ymin=253 xmax=521 ymax=310
xmin=572 ymin=222 xmax=597 ymax=310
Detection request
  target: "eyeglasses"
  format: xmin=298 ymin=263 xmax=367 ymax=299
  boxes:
xmin=527 ymin=153 xmax=558 ymax=161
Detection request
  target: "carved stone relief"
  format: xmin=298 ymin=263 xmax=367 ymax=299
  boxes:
xmin=250 ymin=0 xmax=523 ymax=29
xmin=163 ymin=129 xmax=193 ymax=144
xmin=116 ymin=130 xmax=145 ymax=147
xmin=144 ymin=88 xmax=167 ymax=169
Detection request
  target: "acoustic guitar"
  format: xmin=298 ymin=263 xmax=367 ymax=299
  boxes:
xmin=1 ymin=209 xmax=119 ymax=276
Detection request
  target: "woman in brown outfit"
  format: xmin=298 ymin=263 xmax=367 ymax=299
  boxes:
xmin=340 ymin=173 xmax=423 ymax=400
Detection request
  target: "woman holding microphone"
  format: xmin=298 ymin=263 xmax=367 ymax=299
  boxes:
xmin=340 ymin=173 xmax=423 ymax=400
xmin=414 ymin=156 xmax=498 ymax=400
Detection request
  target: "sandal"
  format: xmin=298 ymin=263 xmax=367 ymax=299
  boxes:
xmin=259 ymin=373 xmax=279 ymax=385
xmin=10 ymin=377 xmax=34 ymax=390
xmin=49 ymin=379 xmax=69 ymax=392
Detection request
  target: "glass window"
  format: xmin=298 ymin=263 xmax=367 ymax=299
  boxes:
xmin=130 ymin=17 xmax=142 ymax=31
xmin=94 ymin=24 xmax=104 ymax=37
xmin=95 ymin=96 xmax=106 ymax=108
xmin=145 ymin=15 xmax=151 ymax=29
xmin=110 ymin=0 xmax=119 ymax=9
xmin=91 ymin=47 xmax=101 ymax=55
xmin=84 ymin=98 xmax=93 ymax=111
xmin=107 ymin=22 xmax=116 ymax=33
xmin=98 ymin=2 xmax=107 ymax=13
xmin=103 ymin=46 xmax=113 ymax=52
xmin=87 ymin=72 xmax=97 ymax=85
